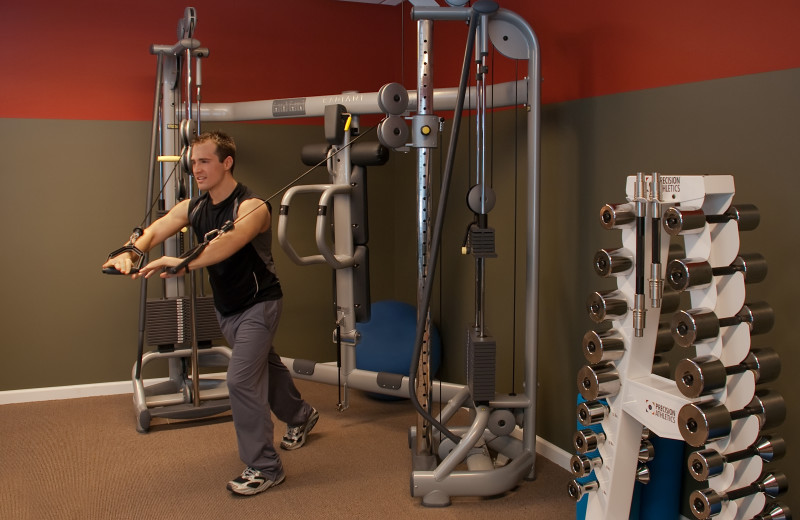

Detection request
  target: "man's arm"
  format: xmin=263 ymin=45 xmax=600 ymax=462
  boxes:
xmin=102 ymin=199 xmax=191 ymax=275
xmin=137 ymin=198 xmax=270 ymax=279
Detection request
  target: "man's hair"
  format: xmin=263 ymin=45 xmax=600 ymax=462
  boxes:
xmin=192 ymin=130 xmax=236 ymax=174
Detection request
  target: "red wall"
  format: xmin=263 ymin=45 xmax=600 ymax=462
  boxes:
xmin=2 ymin=0 xmax=799 ymax=121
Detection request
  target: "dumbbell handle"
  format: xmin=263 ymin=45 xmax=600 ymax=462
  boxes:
xmin=724 ymin=472 xmax=788 ymax=501
xmin=663 ymin=204 xmax=760 ymax=235
xmin=723 ymin=435 xmax=785 ymax=464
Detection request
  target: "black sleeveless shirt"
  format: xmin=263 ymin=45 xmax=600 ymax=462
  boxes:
xmin=188 ymin=183 xmax=282 ymax=316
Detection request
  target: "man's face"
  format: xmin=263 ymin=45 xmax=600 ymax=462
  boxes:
xmin=191 ymin=140 xmax=228 ymax=191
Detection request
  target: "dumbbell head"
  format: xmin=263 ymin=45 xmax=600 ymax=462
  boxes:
xmin=671 ymin=309 xmax=719 ymax=347
xmin=577 ymin=363 xmax=620 ymax=401
xmin=593 ymin=248 xmax=633 ymax=277
xmin=570 ymin=453 xmax=601 ymax=478
xmin=567 ymin=478 xmax=598 ymax=501
xmin=599 ymin=203 xmax=634 ymax=229
xmin=587 ymin=290 xmax=629 ymax=323
xmin=737 ymin=301 xmax=775 ymax=335
xmin=687 ymin=449 xmax=726 ymax=481
xmin=732 ymin=252 xmax=768 ymax=284
xmin=573 ymin=428 xmax=605 ymax=454
xmin=722 ymin=203 xmax=760 ymax=231
xmin=655 ymin=321 xmax=677 ymax=354
xmin=635 ymin=464 xmax=650 ymax=484
xmin=582 ymin=329 xmax=625 ymax=364
xmin=663 ymin=207 xmax=706 ymax=236
xmin=754 ymin=435 xmax=787 ymax=463
xmin=744 ymin=347 xmax=782 ymax=385
xmin=751 ymin=391 xmax=787 ymax=431
xmin=667 ymin=258 xmax=713 ymax=292
xmin=679 ymin=401 xmax=733 ymax=447
xmin=689 ymin=488 xmax=724 ymax=519
xmin=577 ymin=401 xmax=608 ymax=427
xmin=675 ymin=356 xmax=721 ymax=398
xmin=753 ymin=502 xmax=792 ymax=520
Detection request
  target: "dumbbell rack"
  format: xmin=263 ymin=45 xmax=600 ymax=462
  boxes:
xmin=573 ymin=174 xmax=785 ymax=519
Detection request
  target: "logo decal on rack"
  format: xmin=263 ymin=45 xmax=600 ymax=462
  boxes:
xmin=645 ymin=400 xmax=676 ymax=423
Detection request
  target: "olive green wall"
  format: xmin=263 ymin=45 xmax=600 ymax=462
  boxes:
xmin=1 ymin=67 xmax=798 ymax=513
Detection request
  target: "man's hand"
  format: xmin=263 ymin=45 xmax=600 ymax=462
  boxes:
xmin=102 ymin=252 xmax=138 ymax=277
xmin=137 ymin=256 xmax=186 ymax=279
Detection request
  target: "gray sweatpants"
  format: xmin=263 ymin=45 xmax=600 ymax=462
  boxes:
xmin=217 ymin=298 xmax=313 ymax=479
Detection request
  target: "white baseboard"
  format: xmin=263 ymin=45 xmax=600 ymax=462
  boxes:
xmin=534 ymin=434 xmax=572 ymax=472
xmin=0 ymin=378 xmax=164 ymax=405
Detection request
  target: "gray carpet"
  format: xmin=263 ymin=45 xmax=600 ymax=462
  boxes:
xmin=0 ymin=379 xmax=574 ymax=519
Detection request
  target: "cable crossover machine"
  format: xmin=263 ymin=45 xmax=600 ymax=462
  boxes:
xmin=105 ymin=1 xmax=543 ymax=507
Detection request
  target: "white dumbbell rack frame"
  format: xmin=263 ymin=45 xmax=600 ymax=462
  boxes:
xmin=583 ymin=174 xmax=766 ymax=519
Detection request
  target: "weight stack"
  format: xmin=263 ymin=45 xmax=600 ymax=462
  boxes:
xmin=469 ymin=227 xmax=498 ymax=258
xmin=466 ymin=327 xmax=496 ymax=402
xmin=145 ymin=296 xmax=222 ymax=348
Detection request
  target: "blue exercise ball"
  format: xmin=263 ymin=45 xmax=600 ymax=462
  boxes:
xmin=356 ymin=300 xmax=442 ymax=395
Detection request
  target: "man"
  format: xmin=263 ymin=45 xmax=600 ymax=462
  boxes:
xmin=103 ymin=130 xmax=318 ymax=496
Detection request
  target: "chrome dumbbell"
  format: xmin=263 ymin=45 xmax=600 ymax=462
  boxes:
xmin=663 ymin=204 xmax=760 ymax=236
xmin=671 ymin=302 xmax=774 ymax=348
xmin=573 ymin=428 xmax=606 ymax=454
xmin=577 ymin=363 xmax=620 ymax=401
xmin=666 ymin=253 xmax=767 ymax=292
xmin=593 ymin=248 xmax=633 ymax=277
xmin=570 ymin=453 xmax=602 ymax=478
xmin=587 ymin=290 xmax=628 ymax=323
xmin=689 ymin=472 xmax=788 ymax=519
xmin=752 ymin=502 xmax=792 ymax=520
xmin=687 ymin=435 xmax=786 ymax=481
xmin=582 ymin=329 xmax=625 ymax=364
xmin=675 ymin=347 xmax=781 ymax=398
xmin=567 ymin=478 xmax=598 ymax=501
xmin=678 ymin=390 xmax=786 ymax=447
xmin=577 ymin=401 xmax=609 ymax=427
xmin=599 ymin=202 xmax=635 ymax=230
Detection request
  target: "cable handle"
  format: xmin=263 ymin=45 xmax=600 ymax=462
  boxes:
xmin=102 ymin=227 xmax=146 ymax=274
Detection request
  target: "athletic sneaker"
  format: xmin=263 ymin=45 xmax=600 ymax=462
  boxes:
xmin=226 ymin=467 xmax=285 ymax=496
xmin=280 ymin=408 xmax=319 ymax=450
